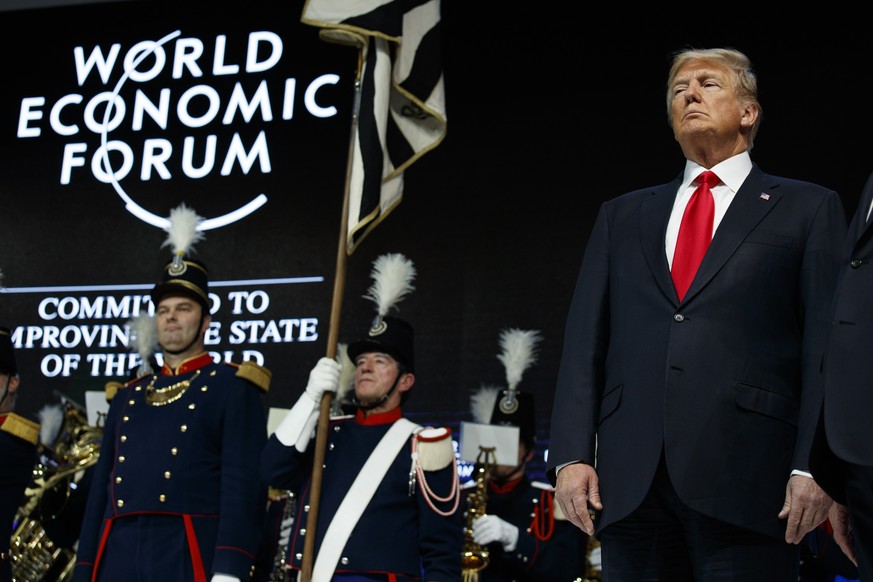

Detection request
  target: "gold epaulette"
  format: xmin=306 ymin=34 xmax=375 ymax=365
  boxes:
xmin=1 ymin=412 xmax=40 ymax=445
xmin=234 ymin=361 xmax=271 ymax=393
xmin=415 ymin=426 xmax=454 ymax=471
xmin=105 ymin=381 xmax=123 ymax=402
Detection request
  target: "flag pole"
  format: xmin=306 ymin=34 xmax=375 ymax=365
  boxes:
xmin=300 ymin=39 xmax=365 ymax=582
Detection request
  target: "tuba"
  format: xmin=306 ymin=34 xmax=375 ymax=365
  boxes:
xmin=10 ymin=400 xmax=103 ymax=582
xmin=461 ymin=447 xmax=495 ymax=582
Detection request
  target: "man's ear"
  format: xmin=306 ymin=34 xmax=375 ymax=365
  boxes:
xmin=523 ymin=445 xmax=535 ymax=464
xmin=740 ymin=103 xmax=759 ymax=128
xmin=200 ymin=312 xmax=212 ymax=335
xmin=7 ymin=374 xmax=20 ymax=396
xmin=398 ymin=371 xmax=415 ymax=393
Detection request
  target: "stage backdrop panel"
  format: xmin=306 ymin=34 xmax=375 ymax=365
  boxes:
xmin=0 ymin=1 xmax=358 ymax=416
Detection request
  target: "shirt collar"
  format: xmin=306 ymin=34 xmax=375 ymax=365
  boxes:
xmin=683 ymin=151 xmax=753 ymax=194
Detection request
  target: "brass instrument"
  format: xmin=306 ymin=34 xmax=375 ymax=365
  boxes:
xmin=461 ymin=446 xmax=495 ymax=582
xmin=11 ymin=401 xmax=103 ymax=582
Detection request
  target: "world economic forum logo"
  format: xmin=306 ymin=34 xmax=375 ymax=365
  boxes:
xmin=16 ymin=28 xmax=343 ymax=231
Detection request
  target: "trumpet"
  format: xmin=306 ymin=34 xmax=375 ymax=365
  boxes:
xmin=461 ymin=447 xmax=495 ymax=582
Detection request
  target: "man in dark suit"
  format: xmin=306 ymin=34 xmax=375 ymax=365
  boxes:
xmin=810 ymin=169 xmax=873 ymax=579
xmin=547 ymin=47 xmax=847 ymax=580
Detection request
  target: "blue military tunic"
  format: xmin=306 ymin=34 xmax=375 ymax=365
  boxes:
xmin=1 ymin=413 xmax=39 ymax=582
xmin=261 ymin=407 xmax=462 ymax=581
xmin=72 ymin=353 xmax=269 ymax=582
xmin=472 ymin=476 xmax=588 ymax=581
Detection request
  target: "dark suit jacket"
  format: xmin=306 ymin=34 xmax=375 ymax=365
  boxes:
xmin=548 ymin=165 xmax=846 ymax=539
xmin=811 ymin=170 xmax=873 ymax=502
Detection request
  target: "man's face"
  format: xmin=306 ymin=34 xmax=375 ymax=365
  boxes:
xmin=353 ymin=351 xmax=410 ymax=409
xmin=156 ymin=295 xmax=206 ymax=354
xmin=0 ymin=371 xmax=20 ymax=412
xmin=490 ymin=441 xmax=532 ymax=481
xmin=670 ymin=58 xmax=749 ymax=146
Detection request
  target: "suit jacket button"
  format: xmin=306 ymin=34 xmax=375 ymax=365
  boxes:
xmin=673 ymin=314 xmax=685 ymax=322
xmin=851 ymin=259 xmax=863 ymax=268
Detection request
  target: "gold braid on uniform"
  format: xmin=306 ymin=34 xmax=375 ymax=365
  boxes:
xmin=145 ymin=370 xmax=199 ymax=406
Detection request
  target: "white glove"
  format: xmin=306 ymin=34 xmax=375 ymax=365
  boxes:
xmin=472 ymin=514 xmax=519 ymax=552
xmin=210 ymin=575 xmax=240 ymax=582
xmin=305 ymin=356 xmax=341 ymax=400
xmin=275 ymin=357 xmax=341 ymax=451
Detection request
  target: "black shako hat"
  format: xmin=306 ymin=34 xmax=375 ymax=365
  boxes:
xmin=347 ymin=315 xmax=415 ymax=373
xmin=0 ymin=326 xmax=17 ymax=375
xmin=489 ymin=389 xmax=536 ymax=448
xmin=150 ymin=258 xmax=210 ymax=311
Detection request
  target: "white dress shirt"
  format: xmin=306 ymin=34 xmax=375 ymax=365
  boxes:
xmin=665 ymin=152 xmax=753 ymax=267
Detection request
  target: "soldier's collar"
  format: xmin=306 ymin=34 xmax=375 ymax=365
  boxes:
xmin=356 ymin=407 xmax=402 ymax=426
xmin=162 ymin=352 xmax=213 ymax=376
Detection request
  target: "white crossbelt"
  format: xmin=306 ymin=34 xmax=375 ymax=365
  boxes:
xmin=310 ymin=418 xmax=420 ymax=582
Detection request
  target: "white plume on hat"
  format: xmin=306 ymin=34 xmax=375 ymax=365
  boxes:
xmin=128 ymin=313 xmax=157 ymax=376
xmin=162 ymin=203 xmax=204 ymax=271
xmin=470 ymin=384 xmax=501 ymax=424
xmin=470 ymin=329 xmax=542 ymax=422
xmin=38 ymin=402 xmax=65 ymax=448
xmin=330 ymin=342 xmax=356 ymax=417
xmin=362 ymin=253 xmax=416 ymax=323
xmin=498 ymin=328 xmax=542 ymax=392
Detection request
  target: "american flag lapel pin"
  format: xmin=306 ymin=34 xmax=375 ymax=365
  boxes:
xmin=759 ymin=193 xmax=771 ymax=201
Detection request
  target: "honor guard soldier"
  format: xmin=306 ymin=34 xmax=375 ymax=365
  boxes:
xmin=465 ymin=329 xmax=589 ymax=582
xmin=0 ymin=325 xmax=40 ymax=582
xmin=72 ymin=205 xmax=271 ymax=582
xmin=261 ymin=253 xmax=462 ymax=581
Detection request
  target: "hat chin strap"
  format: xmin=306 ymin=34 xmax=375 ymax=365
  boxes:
xmin=0 ymin=376 xmax=9 ymax=410
xmin=352 ymin=373 xmax=400 ymax=411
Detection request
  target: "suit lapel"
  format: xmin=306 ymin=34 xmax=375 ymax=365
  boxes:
xmin=682 ymin=167 xmax=781 ymax=302
xmin=850 ymin=191 xmax=872 ymax=245
xmin=640 ymin=178 xmax=682 ymax=303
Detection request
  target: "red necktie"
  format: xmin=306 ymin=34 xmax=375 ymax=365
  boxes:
xmin=672 ymin=170 xmax=719 ymax=301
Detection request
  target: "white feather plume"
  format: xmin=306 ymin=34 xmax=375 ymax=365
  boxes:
xmin=470 ymin=384 xmax=500 ymax=424
xmin=335 ymin=342 xmax=355 ymax=402
xmin=161 ymin=203 xmax=204 ymax=257
xmin=497 ymin=328 xmax=542 ymax=391
xmin=362 ymin=253 xmax=416 ymax=318
xmin=38 ymin=403 xmax=65 ymax=448
xmin=128 ymin=314 xmax=157 ymax=375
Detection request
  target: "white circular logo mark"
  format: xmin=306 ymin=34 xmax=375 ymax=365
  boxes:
xmin=98 ymin=29 xmax=267 ymax=231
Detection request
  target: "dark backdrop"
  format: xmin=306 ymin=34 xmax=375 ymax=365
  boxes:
xmin=2 ymin=3 xmax=872 ymax=481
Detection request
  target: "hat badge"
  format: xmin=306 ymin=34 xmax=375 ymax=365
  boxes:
xmin=368 ymin=317 xmax=388 ymax=337
xmin=168 ymin=256 xmax=188 ymax=277
xmin=498 ymin=393 xmax=519 ymax=414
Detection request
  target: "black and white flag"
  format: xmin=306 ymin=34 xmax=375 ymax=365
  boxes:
xmin=302 ymin=0 xmax=446 ymax=254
